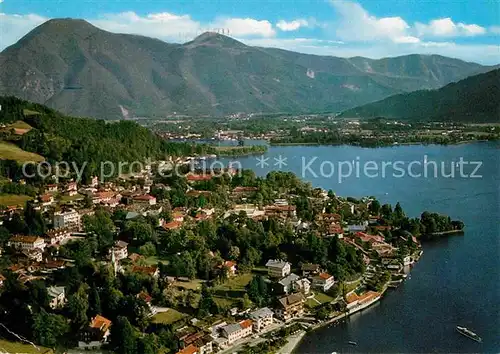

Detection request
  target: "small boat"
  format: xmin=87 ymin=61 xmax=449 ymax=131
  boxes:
xmin=348 ymin=341 xmax=357 ymax=346
xmin=456 ymin=326 xmax=482 ymax=342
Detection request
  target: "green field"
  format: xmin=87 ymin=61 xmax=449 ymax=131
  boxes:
xmin=0 ymin=194 xmax=32 ymax=207
xmin=0 ymin=142 xmax=44 ymax=162
xmin=314 ymin=292 xmax=335 ymax=304
xmin=305 ymin=298 xmax=320 ymax=308
xmin=213 ymin=273 xmax=253 ymax=298
xmin=171 ymin=278 xmax=204 ymax=291
xmin=152 ymin=309 xmax=187 ymax=324
xmin=0 ymin=339 xmax=53 ymax=354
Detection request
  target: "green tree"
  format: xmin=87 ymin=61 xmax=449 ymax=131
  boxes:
xmin=68 ymin=284 xmax=89 ymax=330
xmin=32 ymin=309 xmax=70 ymax=348
xmin=110 ymin=316 xmax=138 ymax=354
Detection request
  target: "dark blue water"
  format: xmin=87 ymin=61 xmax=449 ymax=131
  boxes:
xmin=218 ymin=142 xmax=500 ymax=353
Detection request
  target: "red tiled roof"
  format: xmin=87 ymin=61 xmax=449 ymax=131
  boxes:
xmin=133 ymin=194 xmax=156 ymax=201
xmin=90 ymin=315 xmax=112 ymax=332
xmin=132 ymin=265 xmax=158 ymax=276
xmin=40 ymin=194 xmax=52 ymax=202
xmin=239 ymin=319 xmax=253 ymax=329
xmin=318 ymin=272 xmax=332 ymax=280
xmin=176 ymin=344 xmax=199 ymax=354
xmin=356 ymin=232 xmax=385 ymax=243
xmin=10 ymin=235 xmax=44 ymax=244
xmin=162 ymin=221 xmax=182 ymax=230
xmin=186 ymin=174 xmax=212 ymax=181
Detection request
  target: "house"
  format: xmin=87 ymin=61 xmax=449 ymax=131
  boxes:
xmin=265 ymin=259 xmax=291 ymax=278
xmin=301 ymin=263 xmax=321 ymax=277
xmin=275 ymin=293 xmax=305 ymax=321
xmin=294 ymin=278 xmax=311 ymax=295
xmin=177 ymin=329 xmax=213 ymax=354
xmin=137 ymin=291 xmax=156 ymax=315
xmin=48 ymin=286 xmax=66 ymax=309
xmin=264 ymin=205 xmax=297 ymax=218
xmin=53 ymin=210 xmax=81 ymax=230
xmin=90 ymin=176 xmax=99 ymax=188
xmin=220 ymin=320 xmax=253 ymax=345
xmin=46 ymin=184 xmax=58 ymax=193
xmin=65 ymin=181 xmax=78 ymax=196
xmin=110 ymin=240 xmax=128 ymax=261
xmin=93 ymin=191 xmax=118 ymax=204
xmin=78 ymin=315 xmax=112 ymax=349
xmin=9 ymin=235 xmax=45 ymax=251
xmin=312 ymin=273 xmax=335 ymax=292
xmin=355 ymin=232 xmax=385 ymax=245
xmin=133 ymin=194 xmax=157 ymax=206
xmin=44 ymin=229 xmax=71 ymax=246
xmin=40 ymin=194 xmax=54 ymax=206
xmin=348 ymin=221 xmax=369 ymax=232
xmin=345 ymin=291 xmax=381 ymax=311
xmin=221 ymin=261 xmax=237 ymax=277
xmin=327 ymin=223 xmax=344 ymax=238
xmin=20 ymin=248 xmax=43 ymax=262
xmin=277 ymin=273 xmax=301 ymax=294
xmin=132 ymin=265 xmax=159 ymax=278
xmin=186 ymin=173 xmax=212 ymax=182
xmin=172 ymin=210 xmax=186 ymax=222
xmin=249 ymin=307 xmax=274 ymax=332
xmin=0 ymin=274 xmax=5 ymax=287
xmin=162 ymin=220 xmax=183 ymax=231
xmin=176 ymin=344 xmax=199 ymax=354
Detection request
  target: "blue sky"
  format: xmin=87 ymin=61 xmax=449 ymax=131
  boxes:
xmin=1 ymin=0 xmax=499 ymax=63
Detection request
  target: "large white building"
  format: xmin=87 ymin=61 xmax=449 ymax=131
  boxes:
xmin=54 ymin=210 xmax=81 ymax=230
xmin=265 ymin=259 xmax=291 ymax=278
xmin=249 ymin=307 xmax=274 ymax=332
xmin=8 ymin=235 xmax=45 ymax=251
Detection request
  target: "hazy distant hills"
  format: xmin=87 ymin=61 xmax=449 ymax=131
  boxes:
xmin=0 ymin=18 xmax=496 ymax=119
xmin=338 ymin=69 xmax=500 ymax=122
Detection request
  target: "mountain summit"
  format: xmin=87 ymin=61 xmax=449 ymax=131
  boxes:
xmin=0 ymin=18 xmax=495 ymax=119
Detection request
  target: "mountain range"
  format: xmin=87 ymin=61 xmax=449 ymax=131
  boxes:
xmin=0 ymin=18 xmax=497 ymax=120
xmin=339 ymin=69 xmax=500 ymax=122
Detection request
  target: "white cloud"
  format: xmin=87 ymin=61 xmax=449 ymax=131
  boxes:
xmin=415 ymin=18 xmax=486 ymax=37
xmin=211 ymin=17 xmax=275 ymax=37
xmin=330 ymin=0 xmax=419 ymax=43
xmin=276 ymin=19 xmax=309 ymax=31
xmin=91 ymin=11 xmax=201 ymax=41
xmin=0 ymin=12 xmax=47 ymax=49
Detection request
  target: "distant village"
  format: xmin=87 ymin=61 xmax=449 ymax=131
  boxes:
xmin=0 ymin=161 xmax=423 ymax=354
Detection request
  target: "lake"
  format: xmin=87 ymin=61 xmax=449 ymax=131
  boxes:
xmin=216 ymin=142 xmax=500 ymax=353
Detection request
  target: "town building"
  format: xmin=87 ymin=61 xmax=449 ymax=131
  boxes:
xmin=78 ymin=315 xmax=112 ymax=349
xmin=48 ymin=286 xmax=66 ymax=309
xmin=133 ymin=194 xmax=157 ymax=206
xmin=275 ymin=293 xmax=305 ymax=321
xmin=312 ymin=273 xmax=335 ymax=292
xmin=301 ymin=263 xmax=321 ymax=277
xmin=277 ymin=273 xmax=301 ymax=294
xmin=176 ymin=344 xmax=199 ymax=354
xmin=110 ymin=240 xmax=128 ymax=261
xmin=265 ymin=259 xmax=291 ymax=278
xmin=8 ymin=235 xmax=45 ymax=251
xmin=249 ymin=307 xmax=274 ymax=332
xmin=53 ymin=209 xmax=81 ymax=230
xmin=44 ymin=229 xmax=71 ymax=246
xmin=220 ymin=320 xmax=253 ymax=345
